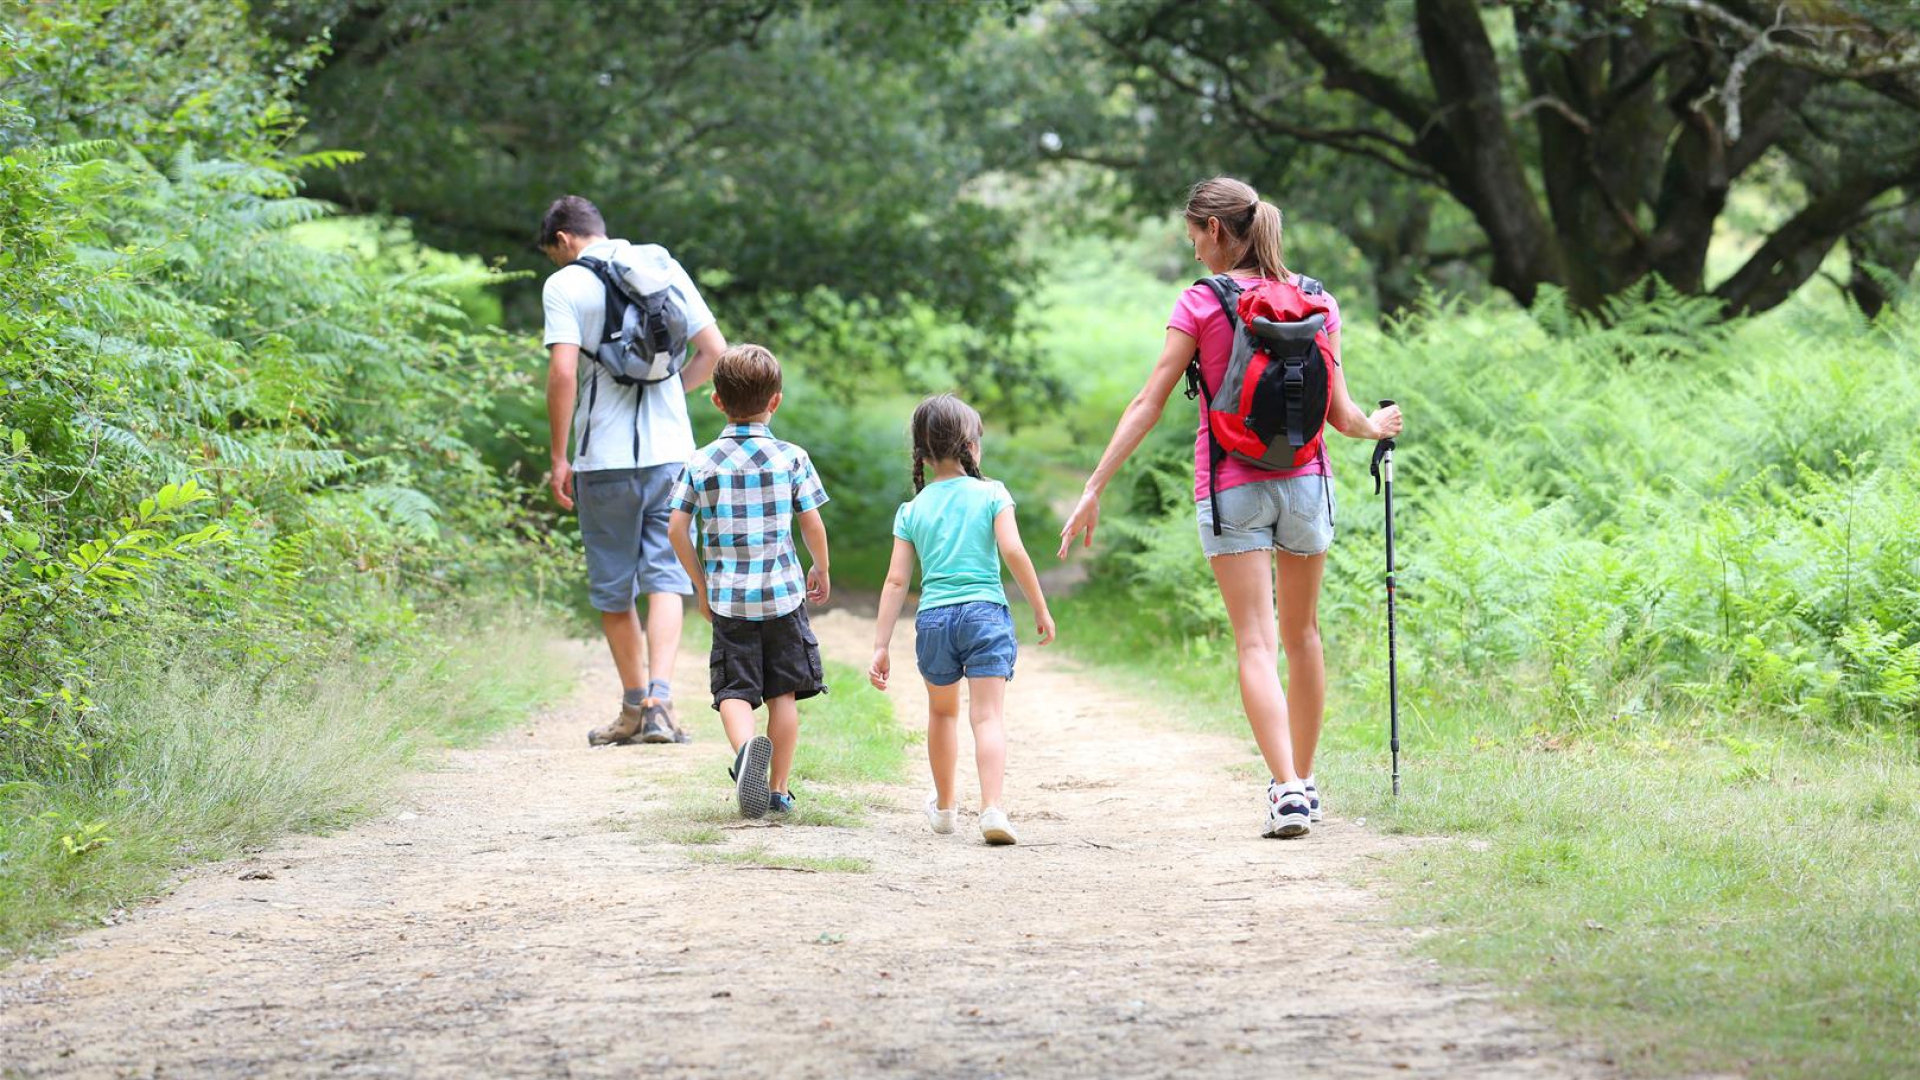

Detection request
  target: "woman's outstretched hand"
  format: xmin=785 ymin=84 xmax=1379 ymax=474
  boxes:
xmin=1369 ymin=403 xmax=1404 ymax=441
xmin=1057 ymin=489 xmax=1101 ymax=559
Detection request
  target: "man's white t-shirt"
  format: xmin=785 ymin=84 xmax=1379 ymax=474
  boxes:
xmin=541 ymin=238 xmax=716 ymax=472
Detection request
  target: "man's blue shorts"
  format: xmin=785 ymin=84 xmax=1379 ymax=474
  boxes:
xmin=575 ymin=464 xmax=693 ymax=612
xmin=914 ymin=601 xmax=1017 ymax=686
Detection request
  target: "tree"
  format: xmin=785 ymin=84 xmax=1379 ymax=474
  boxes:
xmin=259 ymin=0 xmax=1055 ymax=407
xmin=1053 ymin=0 xmax=1920 ymax=315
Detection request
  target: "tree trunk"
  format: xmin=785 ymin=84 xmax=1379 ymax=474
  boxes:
xmin=1845 ymin=192 xmax=1920 ymax=318
xmin=1414 ymin=0 xmax=1563 ymax=305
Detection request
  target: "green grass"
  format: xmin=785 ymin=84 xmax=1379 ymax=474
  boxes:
xmin=1053 ymin=585 xmax=1920 ymax=1079
xmin=1346 ymin=717 xmax=1920 ymax=1080
xmin=638 ymin=659 xmax=908 ymax=860
xmin=689 ymin=844 xmax=871 ymax=874
xmin=792 ymin=660 xmax=912 ymax=784
xmin=658 ymin=823 xmax=726 ymax=846
xmin=0 ymin=604 xmax=571 ymax=956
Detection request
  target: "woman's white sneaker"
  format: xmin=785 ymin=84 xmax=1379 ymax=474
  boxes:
xmin=980 ymin=807 xmax=1018 ymax=845
xmin=1264 ymin=779 xmax=1312 ymax=838
xmin=1303 ymin=775 xmax=1324 ymax=823
xmin=924 ymin=792 xmax=957 ymax=835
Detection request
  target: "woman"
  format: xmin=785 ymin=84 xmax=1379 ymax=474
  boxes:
xmin=1057 ymin=177 xmax=1403 ymax=839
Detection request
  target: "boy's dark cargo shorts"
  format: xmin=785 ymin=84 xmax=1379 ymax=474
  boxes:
xmin=710 ymin=605 xmax=828 ymax=710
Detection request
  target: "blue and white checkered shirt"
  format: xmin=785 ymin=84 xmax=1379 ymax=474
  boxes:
xmin=669 ymin=422 xmax=829 ymax=621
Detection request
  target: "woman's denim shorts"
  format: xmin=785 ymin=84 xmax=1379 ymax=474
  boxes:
xmin=914 ymin=601 xmax=1017 ymax=686
xmin=1196 ymin=474 xmax=1336 ymax=558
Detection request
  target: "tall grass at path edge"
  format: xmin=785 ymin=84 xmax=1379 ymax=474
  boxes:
xmin=0 ymin=604 xmax=571 ymax=955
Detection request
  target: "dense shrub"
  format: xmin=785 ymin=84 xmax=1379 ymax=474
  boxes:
xmin=0 ymin=8 xmax=562 ymax=788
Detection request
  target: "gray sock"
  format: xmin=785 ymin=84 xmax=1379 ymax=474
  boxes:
xmin=647 ymin=678 xmax=672 ymax=703
xmin=622 ymin=687 xmax=646 ymax=708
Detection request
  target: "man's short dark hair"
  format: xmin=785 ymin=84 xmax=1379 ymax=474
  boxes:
xmin=536 ymin=195 xmax=607 ymax=249
xmin=713 ymin=345 xmax=783 ymax=420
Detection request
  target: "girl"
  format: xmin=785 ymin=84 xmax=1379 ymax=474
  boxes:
xmin=1057 ymin=177 xmax=1403 ymax=839
xmin=869 ymin=394 xmax=1056 ymax=845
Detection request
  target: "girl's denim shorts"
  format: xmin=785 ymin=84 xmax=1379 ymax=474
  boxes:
xmin=1196 ymin=474 xmax=1335 ymax=558
xmin=914 ymin=601 xmax=1017 ymax=686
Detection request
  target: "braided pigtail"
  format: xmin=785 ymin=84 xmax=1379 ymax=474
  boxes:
xmin=907 ymin=392 xmax=987 ymax=489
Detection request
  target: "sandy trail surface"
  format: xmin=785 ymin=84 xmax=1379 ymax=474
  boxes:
xmin=0 ymin=608 xmax=1614 ymax=1079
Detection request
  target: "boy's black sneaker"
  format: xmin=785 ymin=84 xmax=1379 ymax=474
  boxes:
xmin=768 ymin=791 xmax=795 ymax=814
xmin=731 ymin=736 xmax=774 ymax=820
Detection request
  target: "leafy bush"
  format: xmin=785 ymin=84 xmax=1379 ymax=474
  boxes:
xmin=1 ymin=8 xmax=564 ymax=788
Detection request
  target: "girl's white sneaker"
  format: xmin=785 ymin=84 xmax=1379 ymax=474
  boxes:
xmin=924 ymin=792 xmax=957 ymax=835
xmin=980 ymin=807 xmax=1018 ymax=845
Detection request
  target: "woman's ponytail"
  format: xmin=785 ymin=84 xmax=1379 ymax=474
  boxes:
xmin=1185 ymin=177 xmax=1289 ymax=281
xmin=1244 ymin=200 xmax=1287 ymax=280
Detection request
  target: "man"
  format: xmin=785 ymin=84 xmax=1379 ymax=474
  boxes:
xmin=538 ymin=195 xmax=726 ymax=746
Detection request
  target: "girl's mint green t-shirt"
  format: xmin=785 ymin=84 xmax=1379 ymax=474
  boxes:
xmin=892 ymin=476 xmax=1015 ymax=611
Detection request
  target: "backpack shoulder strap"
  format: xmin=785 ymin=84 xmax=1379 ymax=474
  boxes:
xmin=1296 ymin=275 xmax=1324 ymax=296
xmin=1197 ymin=274 xmax=1243 ymax=329
xmin=571 ymin=256 xmax=629 ymax=323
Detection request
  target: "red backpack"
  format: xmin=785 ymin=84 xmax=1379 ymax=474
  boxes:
xmin=1183 ymin=274 xmax=1337 ymax=535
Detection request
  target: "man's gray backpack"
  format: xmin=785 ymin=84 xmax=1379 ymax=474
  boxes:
xmin=569 ymin=243 xmax=693 ymax=459
xmin=571 ymin=243 xmax=691 ymax=388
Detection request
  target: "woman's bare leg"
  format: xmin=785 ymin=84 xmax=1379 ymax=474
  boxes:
xmin=1211 ymin=550 xmax=1300 ymax=783
xmin=1277 ymin=553 xmax=1328 ymax=778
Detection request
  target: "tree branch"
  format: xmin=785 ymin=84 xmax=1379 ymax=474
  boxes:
xmin=1095 ymin=27 xmax=1443 ymax=185
xmin=1253 ymin=0 xmax=1437 ymax=133
xmin=1710 ymin=2 xmax=1787 ymax=143
xmin=1714 ymin=160 xmax=1920 ymax=314
xmin=1509 ymin=95 xmax=1593 ymax=134
xmin=1656 ymin=0 xmax=1920 ymax=79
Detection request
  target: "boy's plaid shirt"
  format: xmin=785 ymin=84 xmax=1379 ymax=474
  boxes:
xmin=669 ymin=422 xmax=829 ymax=621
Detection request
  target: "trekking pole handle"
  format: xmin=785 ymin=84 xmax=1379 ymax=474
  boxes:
xmin=1370 ymin=400 xmax=1396 ymax=493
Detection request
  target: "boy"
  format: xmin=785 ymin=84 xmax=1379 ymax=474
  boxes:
xmin=668 ymin=345 xmax=832 ymax=819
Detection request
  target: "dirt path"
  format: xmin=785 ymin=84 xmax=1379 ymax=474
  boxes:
xmin=0 ymin=610 xmax=1614 ymax=1079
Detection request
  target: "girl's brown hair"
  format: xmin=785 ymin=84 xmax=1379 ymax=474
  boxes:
xmin=909 ymin=393 xmax=984 ymax=492
xmin=1184 ymin=176 xmax=1288 ymax=280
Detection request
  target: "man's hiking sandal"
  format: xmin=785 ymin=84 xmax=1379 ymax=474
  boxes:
xmin=639 ymin=700 xmax=675 ymax=744
xmin=587 ymin=703 xmax=646 ymax=747
xmin=1264 ymin=780 xmax=1312 ymax=839
xmin=664 ymin=700 xmax=694 ymax=744
xmin=731 ymin=736 xmax=774 ymax=820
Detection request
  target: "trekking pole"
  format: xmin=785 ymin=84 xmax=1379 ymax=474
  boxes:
xmin=1368 ymin=400 xmax=1400 ymax=798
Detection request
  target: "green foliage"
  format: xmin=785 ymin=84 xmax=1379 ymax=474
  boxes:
xmin=0 ymin=0 xmax=565 ymax=875
xmin=268 ymin=0 xmax=1061 ymax=411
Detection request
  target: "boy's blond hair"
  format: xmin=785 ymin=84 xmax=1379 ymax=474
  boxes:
xmin=713 ymin=344 xmax=783 ymax=420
